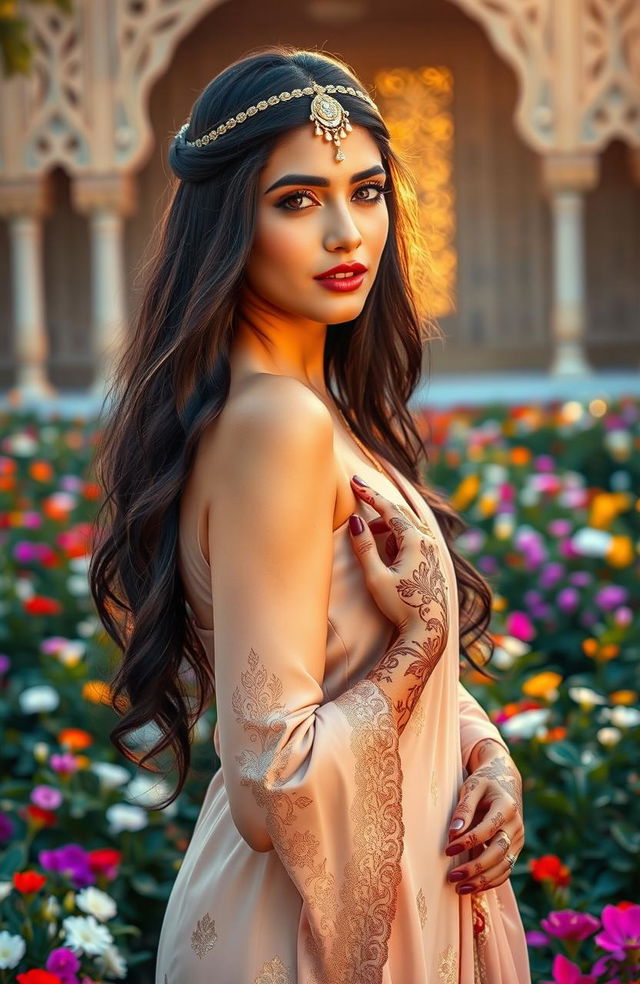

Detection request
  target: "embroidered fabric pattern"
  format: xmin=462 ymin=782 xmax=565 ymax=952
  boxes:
xmin=233 ymin=651 xmax=404 ymax=983
xmin=438 ymin=943 xmax=458 ymax=983
xmin=254 ymin=954 xmax=294 ymax=983
xmin=472 ymin=893 xmax=491 ymax=984
xmin=190 ymin=912 xmax=218 ymax=959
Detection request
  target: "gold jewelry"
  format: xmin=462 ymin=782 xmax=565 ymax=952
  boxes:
xmin=175 ymin=82 xmax=379 ymax=163
xmin=496 ymin=828 xmax=512 ymax=846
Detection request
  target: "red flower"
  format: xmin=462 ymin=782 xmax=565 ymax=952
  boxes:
xmin=26 ymin=805 xmax=57 ymax=827
xmin=87 ymin=847 xmax=122 ymax=880
xmin=13 ymin=870 xmax=47 ymax=893
xmin=528 ymin=854 xmax=571 ymax=887
xmin=17 ymin=971 xmax=63 ymax=984
xmin=23 ymin=596 xmax=62 ymax=616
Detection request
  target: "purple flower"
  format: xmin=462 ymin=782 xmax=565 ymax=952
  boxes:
xmin=38 ymin=843 xmax=95 ymax=888
xmin=568 ymin=571 xmax=592 ymax=587
xmin=613 ymin=606 xmax=633 ymax=627
xmin=31 ymin=784 xmax=63 ymax=810
xmin=594 ymin=585 xmax=629 ymax=611
xmin=548 ymin=519 xmax=573 ymax=537
xmin=478 ymin=555 xmax=498 ymax=574
xmin=535 ymin=455 xmax=556 ymax=473
xmin=540 ymin=909 xmax=600 ymax=941
xmin=22 ymin=511 xmax=43 ymax=529
xmin=13 ymin=541 xmax=49 ymax=564
xmin=60 ymin=475 xmax=84 ymax=492
xmin=49 ymin=752 xmax=79 ymax=774
xmin=526 ymin=930 xmax=550 ymax=947
xmin=557 ymin=587 xmax=580 ymax=613
xmin=594 ymin=903 xmax=640 ymax=961
xmin=0 ymin=654 xmax=10 ymax=675
xmin=47 ymin=947 xmax=81 ymax=978
xmin=540 ymin=563 xmax=565 ymax=589
xmin=540 ymin=953 xmax=597 ymax=984
xmin=0 ymin=811 xmax=14 ymax=842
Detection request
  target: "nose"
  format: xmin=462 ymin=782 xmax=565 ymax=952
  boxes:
xmin=323 ymin=202 xmax=362 ymax=253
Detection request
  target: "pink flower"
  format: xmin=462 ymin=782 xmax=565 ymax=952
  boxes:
xmin=49 ymin=753 xmax=78 ymax=775
xmin=540 ymin=953 xmax=597 ymax=984
xmin=594 ymin=903 xmax=640 ymax=960
xmin=506 ymin=611 xmax=536 ymax=642
xmin=31 ymin=785 xmax=63 ymax=810
xmin=540 ymin=909 xmax=600 ymax=942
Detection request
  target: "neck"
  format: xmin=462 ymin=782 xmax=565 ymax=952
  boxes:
xmin=230 ymin=282 xmax=330 ymax=401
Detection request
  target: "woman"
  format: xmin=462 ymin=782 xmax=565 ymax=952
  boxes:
xmin=89 ymin=45 xmax=531 ymax=983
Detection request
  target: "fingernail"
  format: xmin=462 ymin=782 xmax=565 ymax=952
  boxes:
xmin=458 ymin=885 xmax=475 ymax=894
xmin=448 ymin=871 xmax=467 ymax=882
xmin=446 ymin=843 xmax=464 ymax=856
xmin=352 ymin=474 xmax=368 ymax=487
xmin=349 ymin=514 xmax=365 ymax=535
xmin=450 ymin=818 xmax=464 ymax=831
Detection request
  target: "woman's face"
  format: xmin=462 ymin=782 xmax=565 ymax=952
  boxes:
xmin=244 ymin=121 xmax=390 ymax=326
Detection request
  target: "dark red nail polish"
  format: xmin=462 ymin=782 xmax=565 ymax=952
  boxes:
xmin=349 ymin=514 xmax=364 ymax=535
xmin=352 ymin=474 xmax=368 ymax=487
xmin=458 ymin=885 xmax=474 ymax=894
xmin=448 ymin=871 xmax=467 ymax=882
xmin=446 ymin=843 xmax=464 ymax=856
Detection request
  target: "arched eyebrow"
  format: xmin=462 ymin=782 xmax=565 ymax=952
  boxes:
xmin=264 ymin=164 xmax=387 ymax=195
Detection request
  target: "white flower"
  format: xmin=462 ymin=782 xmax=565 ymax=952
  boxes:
xmin=192 ymin=716 xmax=211 ymax=743
xmin=6 ymin=433 xmax=38 ymax=456
xmin=69 ymin=555 xmax=91 ymax=574
xmin=0 ymin=882 xmax=13 ymax=903
xmin=568 ymin=686 xmax=608 ymax=710
xmin=105 ymin=802 xmax=149 ymax=834
xmin=18 ymin=684 xmax=60 ymax=714
xmin=597 ymin=726 xmax=623 ymax=747
xmin=95 ymin=944 xmax=128 ymax=979
xmin=603 ymin=429 xmax=632 ymax=459
xmin=500 ymin=636 xmax=531 ymax=658
xmin=124 ymin=721 xmax=163 ymax=750
xmin=67 ymin=574 xmax=89 ymax=597
xmin=91 ymin=761 xmax=131 ymax=790
xmin=0 ymin=930 xmax=26 ymax=969
xmin=14 ymin=578 xmax=34 ymax=600
xmin=500 ymin=708 xmax=551 ymax=739
xmin=124 ymin=774 xmax=178 ymax=817
xmin=570 ymin=528 xmax=613 ymax=558
xmin=489 ymin=645 xmax=517 ymax=670
xmin=54 ymin=640 xmax=86 ymax=667
xmin=47 ymin=491 xmax=78 ymax=512
xmin=33 ymin=741 xmax=50 ymax=762
xmin=483 ymin=464 xmax=509 ymax=485
xmin=608 ymin=706 xmax=640 ymax=728
xmin=493 ymin=514 xmax=515 ymax=540
xmin=77 ymin=617 xmax=100 ymax=637
xmin=76 ymin=886 xmax=117 ymax=922
xmin=62 ymin=914 xmax=113 ymax=956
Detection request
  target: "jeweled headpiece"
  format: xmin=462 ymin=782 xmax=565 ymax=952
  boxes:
xmin=174 ymin=81 xmax=379 ymax=162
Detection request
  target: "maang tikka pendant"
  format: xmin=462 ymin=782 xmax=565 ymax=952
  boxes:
xmin=309 ymin=83 xmax=353 ymax=161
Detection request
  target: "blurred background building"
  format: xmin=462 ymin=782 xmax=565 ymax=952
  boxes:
xmin=0 ymin=0 xmax=639 ymax=408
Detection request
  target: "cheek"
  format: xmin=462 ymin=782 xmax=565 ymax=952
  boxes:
xmin=249 ymin=212 xmax=311 ymax=280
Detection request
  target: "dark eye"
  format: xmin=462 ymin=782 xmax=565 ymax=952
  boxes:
xmin=353 ymin=182 xmax=389 ymax=203
xmin=276 ymin=190 xmax=318 ymax=211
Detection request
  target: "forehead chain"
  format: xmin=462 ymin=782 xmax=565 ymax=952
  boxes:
xmin=174 ymin=81 xmax=379 ymax=162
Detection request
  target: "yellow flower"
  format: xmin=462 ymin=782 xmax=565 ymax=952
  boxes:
xmin=451 ymin=473 xmax=480 ymax=511
xmin=605 ymin=535 xmax=634 ymax=568
xmin=522 ymin=672 xmax=563 ymax=700
xmin=609 ymin=690 xmax=637 ymax=705
xmin=589 ymin=492 xmax=631 ymax=530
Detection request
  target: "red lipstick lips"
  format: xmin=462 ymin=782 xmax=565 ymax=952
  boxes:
xmin=314 ymin=261 xmax=367 ymax=293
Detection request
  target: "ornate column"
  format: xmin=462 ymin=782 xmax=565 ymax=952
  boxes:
xmin=72 ymin=174 xmax=137 ymax=400
xmin=542 ymin=154 xmax=599 ymax=376
xmin=0 ymin=179 xmax=56 ymax=403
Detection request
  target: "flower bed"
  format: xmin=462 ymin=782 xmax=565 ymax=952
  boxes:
xmin=0 ymin=396 xmax=638 ymax=983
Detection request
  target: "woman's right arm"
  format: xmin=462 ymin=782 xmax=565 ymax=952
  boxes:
xmin=206 ymin=375 xmax=449 ymax=973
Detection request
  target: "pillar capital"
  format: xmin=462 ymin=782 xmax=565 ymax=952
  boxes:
xmin=72 ymin=172 xmax=138 ymax=218
xmin=541 ymin=153 xmax=600 ymax=195
xmin=0 ymin=177 xmax=55 ymax=219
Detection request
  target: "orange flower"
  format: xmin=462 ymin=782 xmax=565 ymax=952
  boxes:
xmin=74 ymin=755 xmax=91 ymax=769
xmin=57 ymin=728 xmax=93 ymax=751
xmin=528 ymin=854 xmax=571 ymax=887
xmin=29 ymin=461 xmax=54 ymax=483
xmin=510 ymin=446 xmax=532 ymax=466
xmin=540 ymin=726 xmax=567 ymax=743
xmin=13 ymin=870 xmax=47 ymax=893
xmin=606 ymin=535 xmax=634 ymax=568
xmin=83 ymin=481 xmax=102 ymax=500
xmin=522 ymin=672 xmax=563 ymax=699
xmin=0 ymin=476 xmax=15 ymax=491
xmin=582 ymin=638 xmax=599 ymax=657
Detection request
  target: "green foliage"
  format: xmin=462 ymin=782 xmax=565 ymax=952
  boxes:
xmin=0 ymin=0 xmax=73 ymax=77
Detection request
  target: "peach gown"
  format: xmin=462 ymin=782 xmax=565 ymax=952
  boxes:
xmin=155 ymin=456 xmax=531 ymax=984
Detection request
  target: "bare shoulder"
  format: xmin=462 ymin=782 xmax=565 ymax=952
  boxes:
xmin=199 ymin=374 xmax=337 ymax=514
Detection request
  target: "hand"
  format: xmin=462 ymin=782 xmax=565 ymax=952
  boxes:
xmin=348 ymin=475 xmax=447 ymax=637
xmin=444 ymin=747 xmax=525 ymax=896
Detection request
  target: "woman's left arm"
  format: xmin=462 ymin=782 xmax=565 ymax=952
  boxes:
xmin=448 ymin=681 xmax=525 ymax=895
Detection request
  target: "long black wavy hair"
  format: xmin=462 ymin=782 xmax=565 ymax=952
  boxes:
xmin=88 ymin=45 xmax=499 ymax=808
